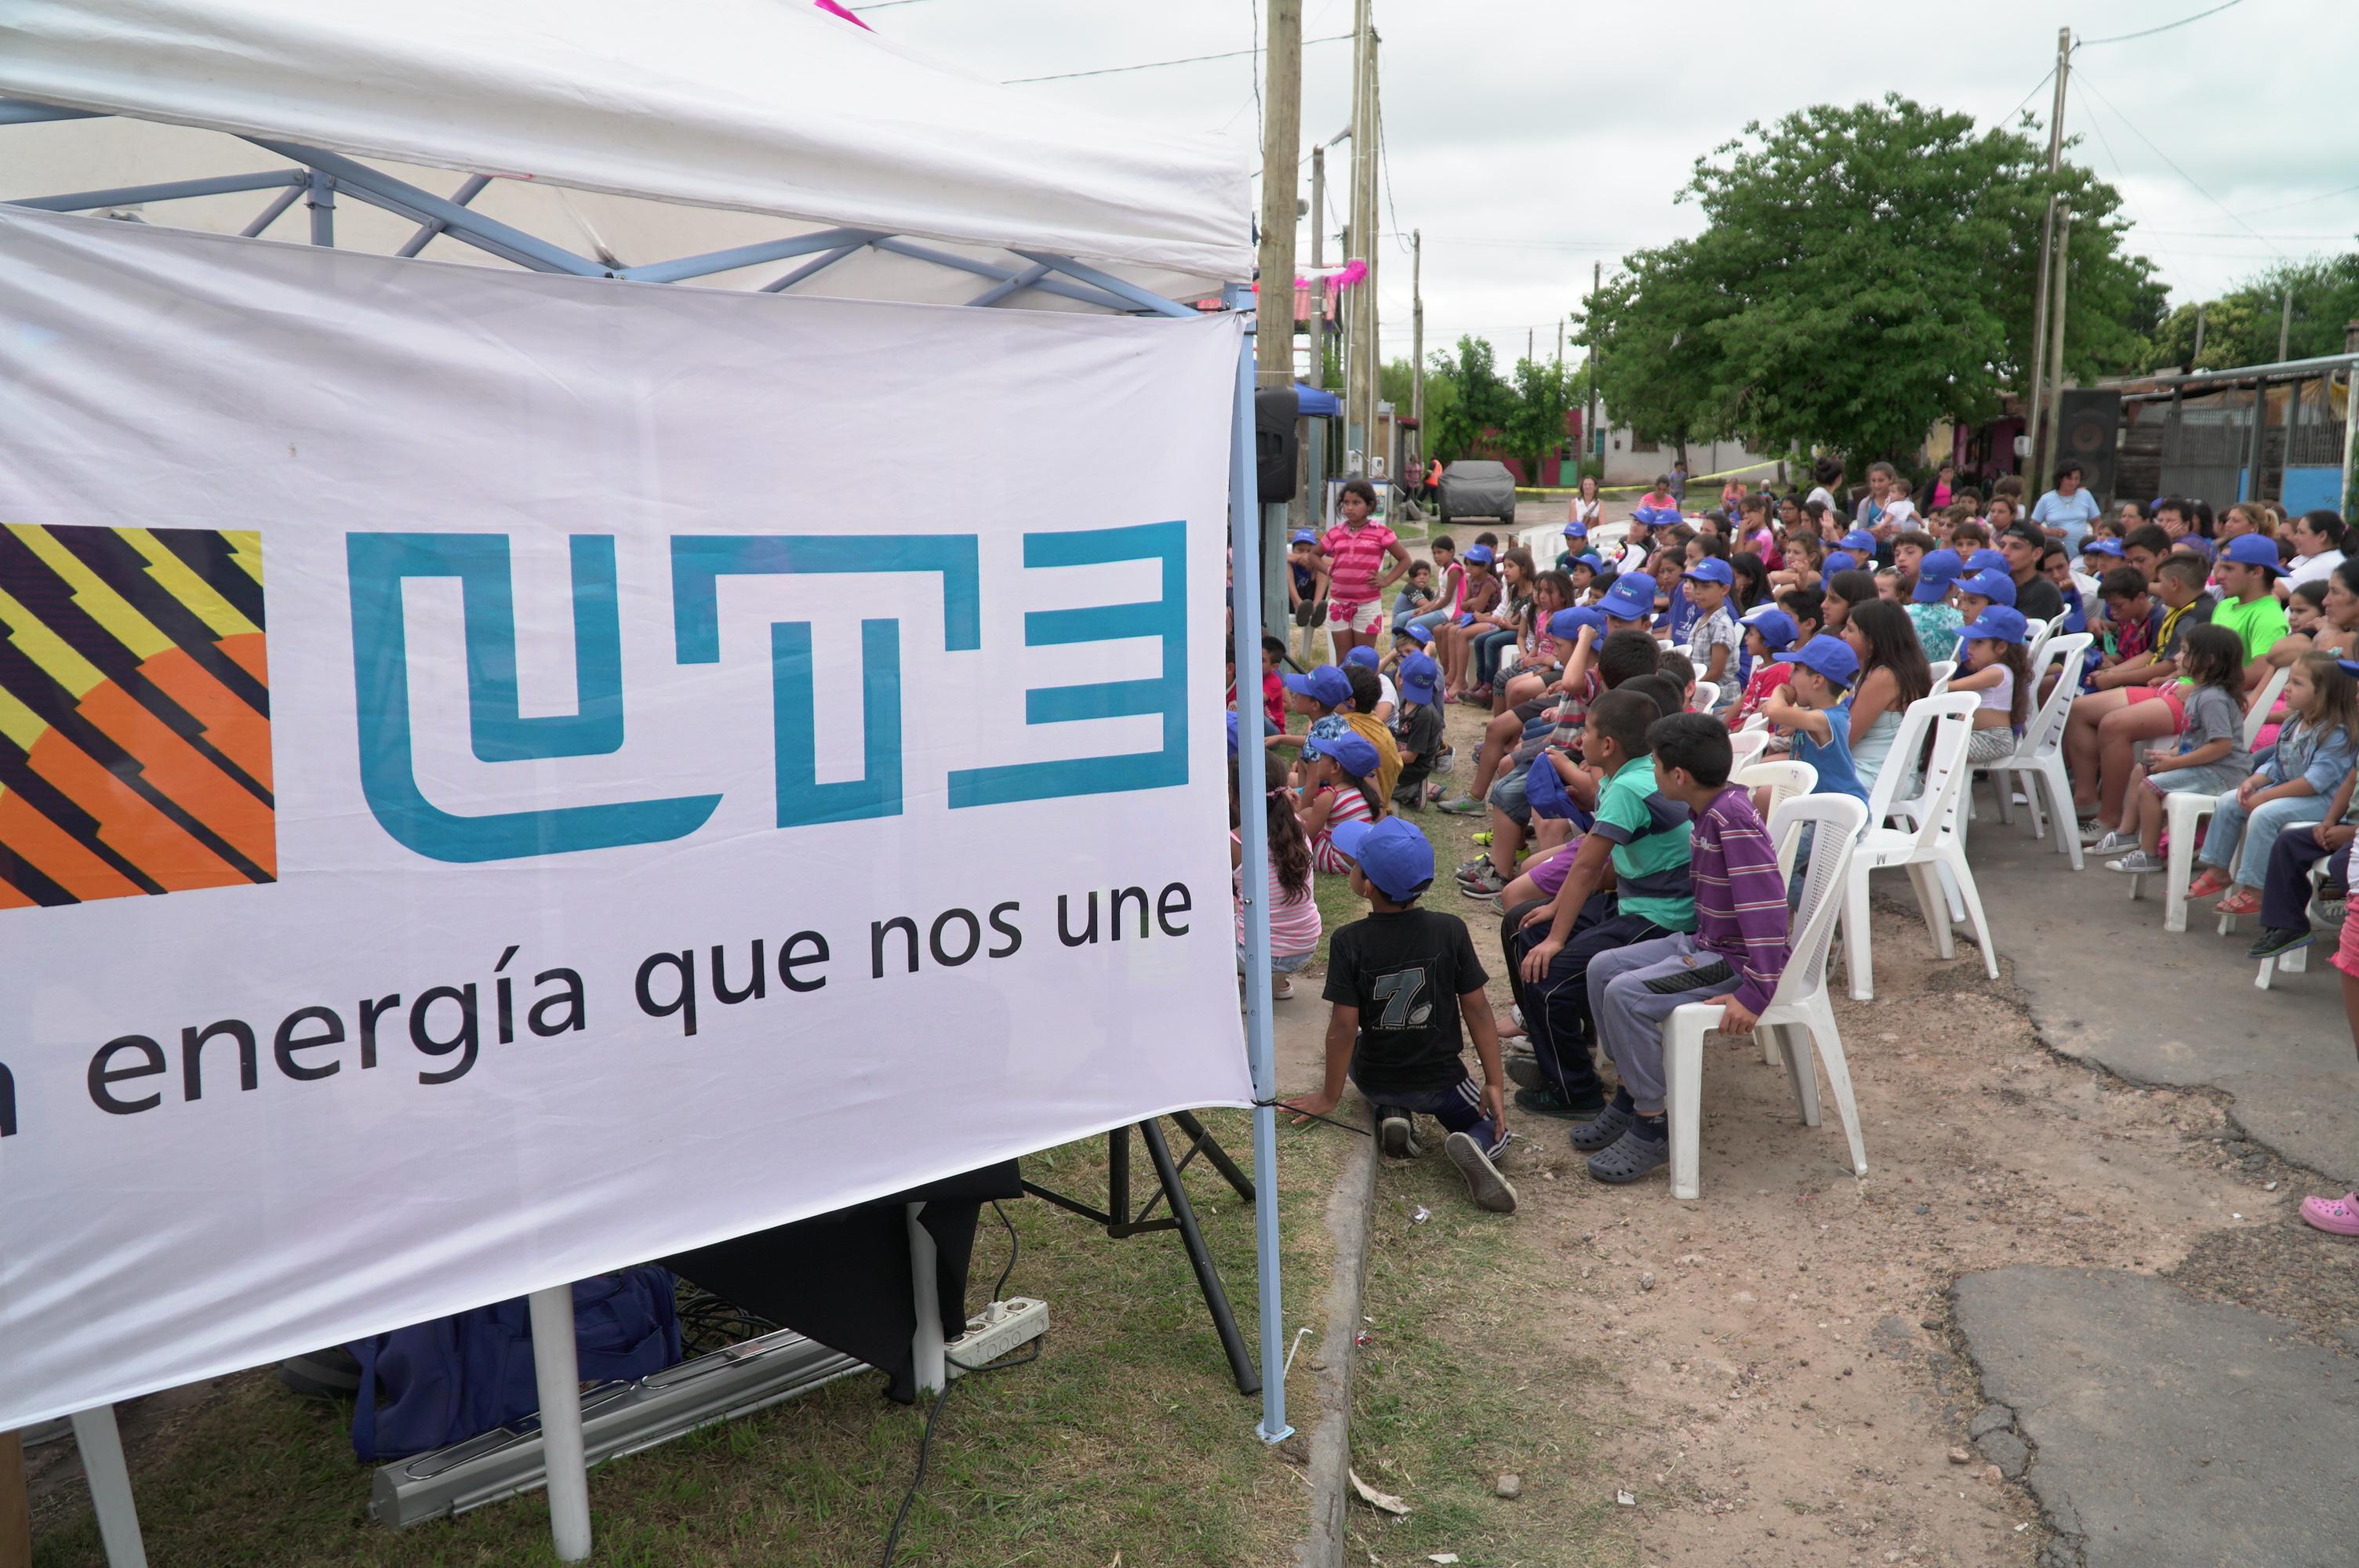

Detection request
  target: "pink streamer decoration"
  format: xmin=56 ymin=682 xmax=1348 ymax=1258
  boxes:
xmin=1291 ymin=258 xmax=1369 ymax=291
xmin=813 ymin=0 xmax=873 ymax=30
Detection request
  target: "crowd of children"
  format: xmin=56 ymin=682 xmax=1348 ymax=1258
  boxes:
xmin=1247 ymin=475 xmax=2359 ymax=1237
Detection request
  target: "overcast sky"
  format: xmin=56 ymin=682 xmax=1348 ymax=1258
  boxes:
xmin=863 ymin=0 xmax=2359 ymax=365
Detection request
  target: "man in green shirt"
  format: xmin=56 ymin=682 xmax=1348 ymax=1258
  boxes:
xmin=2212 ymin=533 xmax=2290 ymax=689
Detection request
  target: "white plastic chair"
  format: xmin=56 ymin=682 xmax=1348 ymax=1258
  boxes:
xmin=1976 ymin=633 xmax=2094 ymax=866
xmin=1735 ymin=759 xmax=1819 ymax=879
xmin=2128 ymin=664 xmax=2292 ymax=932
xmin=1659 ymin=793 xmax=1871 ymax=1200
xmin=1728 ymin=727 xmax=1772 ymax=772
xmin=2256 ymin=859 xmax=2332 ymax=989
xmin=1842 ymin=694 xmax=1997 ymax=1001
xmin=2020 ymin=616 xmax=2052 ymax=665
xmin=1926 ymin=659 xmax=1957 ymax=696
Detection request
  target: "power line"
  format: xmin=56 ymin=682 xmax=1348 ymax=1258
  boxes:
xmin=1001 ymin=31 xmax=1352 ymax=85
xmin=2077 ymin=0 xmax=2248 ymax=48
xmin=2002 ymin=64 xmax=2056 ymax=126
xmin=1248 ymin=0 xmax=1263 ymax=161
xmin=2074 ymin=69 xmax=2284 ymax=260
xmin=2234 ymin=181 xmax=2359 ymax=220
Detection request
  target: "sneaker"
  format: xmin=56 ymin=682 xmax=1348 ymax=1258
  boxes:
xmin=2106 ymin=849 xmax=2167 ymax=874
xmin=1568 ymin=1099 xmax=1635 ymax=1152
xmin=1270 ymin=973 xmax=1295 ymax=1000
xmin=1378 ymin=1115 xmax=1422 ymax=1159
xmin=2085 ymin=829 xmax=2137 ymax=856
xmin=1505 ymin=1054 xmax=1547 ymax=1091
xmin=1585 ymin=1124 xmax=1671 ymax=1185
xmin=1435 ymin=797 xmax=1487 ymax=816
xmin=1455 ymin=855 xmax=1490 ymax=877
xmin=1513 ymin=1085 xmax=1605 ymax=1120
xmin=2246 ymin=927 xmax=2315 ymax=960
xmin=2299 ymin=1192 xmax=2359 ymax=1236
xmin=1510 ymin=1004 xmax=1526 ymax=1029
xmin=1459 ymin=862 xmax=1507 ymax=898
xmin=1433 ymin=745 xmax=1456 ymax=774
xmin=2319 ymin=897 xmax=2349 ymax=925
xmin=1444 ymin=1131 xmax=1518 ymax=1213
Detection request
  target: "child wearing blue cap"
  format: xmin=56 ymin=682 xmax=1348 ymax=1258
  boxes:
xmin=1728 ymin=605 xmax=1799 ymax=729
xmin=1681 ymin=557 xmax=1743 ymax=713
xmin=1763 ymin=636 xmax=1870 ymax=804
xmin=1389 ymin=559 xmax=1438 ymax=638
xmin=2211 ymin=532 xmax=2292 ymax=672
xmin=1906 ymin=547 xmax=1967 ymax=665
xmin=1298 ymin=730 xmax=1386 ymax=873
xmin=1949 ymin=604 xmax=2034 ymax=765
xmin=1390 ymin=653 xmax=1448 ymax=810
xmin=1288 ymin=529 xmax=1330 ymax=664
xmin=1284 ymin=818 xmax=1517 ymax=1213
xmin=1281 ymin=663 xmax=1356 ymax=748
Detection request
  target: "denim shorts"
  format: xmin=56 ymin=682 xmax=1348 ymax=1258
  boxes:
xmin=1239 ymin=943 xmax=1317 ymax=975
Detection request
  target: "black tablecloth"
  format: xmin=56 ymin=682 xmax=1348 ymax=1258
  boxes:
xmin=663 ymin=1160 xmax=1024 ymax=1403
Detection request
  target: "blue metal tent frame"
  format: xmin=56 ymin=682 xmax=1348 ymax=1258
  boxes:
xmin=1 ymin=93 xmax=1290 ymax=1553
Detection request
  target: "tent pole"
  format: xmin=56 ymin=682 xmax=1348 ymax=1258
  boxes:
xmin=527 ymin=1287 xmax=593 ymax=1562
xmin=1227 ymin=285 xmax=1292 ymax=1445
xmin=67 ymin=1407 xmax=145 ymax=1568
xmin=907 ymin=1203 xmax=947 ymax=1395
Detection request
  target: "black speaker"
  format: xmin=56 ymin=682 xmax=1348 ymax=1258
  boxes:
xmin=2057 ymin=388 xmax=2121 ymax=503
xmin=1255 ymin=387 xmax=1299 ymax=503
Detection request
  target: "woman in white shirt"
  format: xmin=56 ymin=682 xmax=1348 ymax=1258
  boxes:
xmin=1568 ymin=473 xmax=1603 ymax=530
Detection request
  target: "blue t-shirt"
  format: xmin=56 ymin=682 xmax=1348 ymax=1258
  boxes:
xmin=2032 ymin=488 xmax=2103 ymax=554
xmin=1793 ymin=700 xmax=1869 ymax=803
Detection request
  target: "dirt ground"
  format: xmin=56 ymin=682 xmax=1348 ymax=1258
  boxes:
xmin=1344 ymin=694 xmax=2359 ymax=1568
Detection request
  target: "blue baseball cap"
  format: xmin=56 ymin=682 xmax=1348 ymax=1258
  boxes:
xmin=1956 ymin=568 xmax=2017 ymax=607
xmin=1290 ymin=529 xmax=1317 ymax=545
xmin=1549 ymin=606 xmax=1607 ymax=642
xmin=1576 ymin=550 xmax=1604 ymax=572
xmin=1630 ymin=503 xmax=1678 ymax=528
xmin=1226 ymin=709 xmax=1239 ymax=757
xmin=1823 ymin=550 xmax=1860 ymax=574
xmin=1399 ymin=622 xmax=1436 ymax=646
xmin=1683 ymin=557 xmax=1735 ymax=586
xmin=1841 ymin=530 xmax=1878 ymax=552
xmin=1563 ymin=521 xmax=1589 ymax=538
xmin=1740 ymin=604 xmax=1798 ymax=652
xmin=2175 ymin=534 xmax=2217 ymax=561
xmin=1326 ymin=816 xmax=1435 ymax=902
xmin=1789 ymin=633 xmax=1859 ymax=689
xmin=1599 ymin=576 xmax=1657 ymax=622
xmin=2339 ymin=659 xmax=2359 ymax=680
xmin=1281 ymin=664 xmax=1353 ymax=706
xmin=1397 ymin=652 xmax=1441 ymax=706
xmin=1911 ymin=547 xmax=1965 ymax=603
xmin=1965 ymin=549 xmax=2009 ymax=575
xmin=1343 ymin=644 xmax=1381 ymax=669
xmin=1463 ymin=543 xmax=1496 ymax=565
xmin=1302 ymin=729 xmax=1380 ymax=779
xmin=2220 ymin=533 xmax=2284 ymax=575
xmin=2082 ymin=538 xmax=2125 ymax=558
xmin=1957 ymin=604 xmax=2029 ymax=644
xmin=1525 ymin=751 xmax=1575 ymax=821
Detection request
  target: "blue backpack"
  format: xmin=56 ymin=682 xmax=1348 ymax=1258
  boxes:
xmin=347 ymin=1268 xmax=682 ymax=1463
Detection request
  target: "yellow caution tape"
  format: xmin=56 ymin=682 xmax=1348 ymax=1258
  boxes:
xmin=1510 ymin=457 xmax=1785 ymax=499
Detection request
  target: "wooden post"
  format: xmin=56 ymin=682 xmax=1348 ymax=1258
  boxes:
xmin=1254 ymin=0 xmax=1301 ymax=390
xmin=1 ymin=1430 xmax=30 ymax=1568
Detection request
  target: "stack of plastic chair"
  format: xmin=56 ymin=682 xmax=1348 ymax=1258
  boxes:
xmin=1842 ymin=694 xmax=1996 ymax=1001
xmin=2127 ymin=664 xmax=2291 ymax=932
xmin=1974 ymin=632 xmax=2094 ymax=866
xmin=1659 ymin=793 xmax=1870 ymax=1200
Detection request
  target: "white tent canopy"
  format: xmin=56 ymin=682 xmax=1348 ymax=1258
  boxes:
xmin=0 ymin=0 xmax=1253 ymax=286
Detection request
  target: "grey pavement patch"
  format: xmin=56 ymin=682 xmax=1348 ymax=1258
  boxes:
xmin=1967 ymin=819 xmax=2359 ymax=1186
xmin=1954 ymin=1265 xmax=2359 ymax=1568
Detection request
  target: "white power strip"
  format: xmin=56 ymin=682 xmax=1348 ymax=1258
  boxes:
xmin=946 ymin=1297 xmax=1049 ymax=1375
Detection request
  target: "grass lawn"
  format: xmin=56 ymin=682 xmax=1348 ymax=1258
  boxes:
xmin=30 ymin=1113 xmax=1346 ymax=1568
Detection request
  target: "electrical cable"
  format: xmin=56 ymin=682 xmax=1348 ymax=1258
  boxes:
xmin=2001 ymin=64 xmax=2056 ymax=128
xmin=877 ymin=1201 xmax=1037 ymax=1568
xmin=2073 ymin=69 xmax=2285 ymax=260
xmin=1002 ymin=32 xmax=1353 ymax=85
xmin=2232 ymin=181 xmax=2359 ymax=220
xmin=1254 ymin=1094 xmax=1373 ymax=1136
xmin=2077 ymin=0 xmax=2248 ymax=48
xmin=1249 ymin=0 xmax=1263 ymax=161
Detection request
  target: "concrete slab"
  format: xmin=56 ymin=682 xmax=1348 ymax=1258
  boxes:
xmin=1963 ymin=798 xmax=2359 ymax=1186
xmin=1952 ymin=1265 xmax=2359 ymax=1568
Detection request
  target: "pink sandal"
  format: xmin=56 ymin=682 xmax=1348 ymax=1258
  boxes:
xmin=2215 ymin=890 xmax=2261 ymax=917
xmin=2300 ymin=1193 xmax=2359 ymax=1236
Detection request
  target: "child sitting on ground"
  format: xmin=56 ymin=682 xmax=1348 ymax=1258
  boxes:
xmin=1234 ymin=774 xmax=1321 ymax=999
xmin=2183 ymin=651 xmax=2359 ymax=917
xmin=1339 ymin=665 xmax=1404 ymax=807
xmin=1297 ymin=731 xmax=1385 ymax=871
xmin=1948 ymin=604 xmax=2034 ymax=766
xmin=1284 ymin=818 xmax=1516 ymax=1212
xmin=1390 ymin=653 xmax=1447 ymax=811
xmin=1576 ymin=713 xmax=1793 ymax=1184
xmin=2099 ymin=624 xmax=2251 ymax=872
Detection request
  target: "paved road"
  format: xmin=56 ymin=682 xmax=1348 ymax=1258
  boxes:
xmin=1953 ymin=795 xmax=2358 ymax=1567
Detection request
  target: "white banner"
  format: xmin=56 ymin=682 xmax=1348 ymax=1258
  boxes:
xmin=0 ymin=208 xmax=1250 ymax=1429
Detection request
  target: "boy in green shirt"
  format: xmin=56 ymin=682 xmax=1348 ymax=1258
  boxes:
xmin=2212 ymin=534 xmax=2290 ymax=690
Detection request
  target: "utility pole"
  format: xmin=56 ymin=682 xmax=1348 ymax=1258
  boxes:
xmin=1307 ymin=144 xmax=1325 ymax=389
xmin=1556 ymin=316 xmax=1565 ymax=368
xmin=2278 ymin=286 xmax=2293 ymax=362
xmin=1410 ymin=228 xmax=1423 ymax=441
xmin=2041 ymin=205 xmax=2074 ymax=487
xmin=2025 ymin=25 xmax=2071 ymax=483
xmin=1344 ymin=0 xmax=1370 ymax=472
xmin=2193 ymin=301 xmax=2207 ymax=367
xmin=1586 ymin=261 xmax=1602 ymax=482
xmin=1361 ymin=28 xmax=1383 ymax=478
xmin=1254 ymin=0 xmax=1300 ymax=392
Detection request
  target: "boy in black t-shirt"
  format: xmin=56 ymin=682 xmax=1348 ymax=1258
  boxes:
xmin=1390 ymin=652 xmax=1448 ymax=810
xmin=1283 ymin=818 xmax=1515 ymax=1212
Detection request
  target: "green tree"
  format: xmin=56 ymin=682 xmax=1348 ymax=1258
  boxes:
xmin=1423 ymin=336 xmax=1517 ymax=463
xmin=1579 ymin=94 xmax=2162 ymax=466
xmin=1500 ymin=355 xmax=1577 ymax=481
xmin=2149 ymin=251 xmax=2359 ymax=370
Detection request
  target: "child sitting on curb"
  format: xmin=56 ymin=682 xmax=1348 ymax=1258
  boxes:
xmin=1298 ymin=731 xmax=1385 ymax=872
xmin=1576 ymin=713 xmax=1792 ymax=1184
xmin=1284 ymin=818 xmax=1516 ymax=1213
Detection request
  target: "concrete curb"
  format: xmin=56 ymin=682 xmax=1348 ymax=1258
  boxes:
xmin=1296 ymin=1114 xmax=1379 ymax=1568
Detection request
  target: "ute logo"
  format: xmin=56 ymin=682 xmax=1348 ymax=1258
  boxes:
xmin=0 ymin=523 xmax=273 ymax=909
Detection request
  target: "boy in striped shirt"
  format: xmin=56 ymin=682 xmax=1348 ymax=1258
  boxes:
xmin=1574 ymin=713 xmax=1792 ymax=1185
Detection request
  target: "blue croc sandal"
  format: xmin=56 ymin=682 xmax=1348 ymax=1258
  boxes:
xmin=1568 ymin=1101 xmax=1634 ymax=1152
xmin=1586 ymin=1127 xmax=1670 ymax=1184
